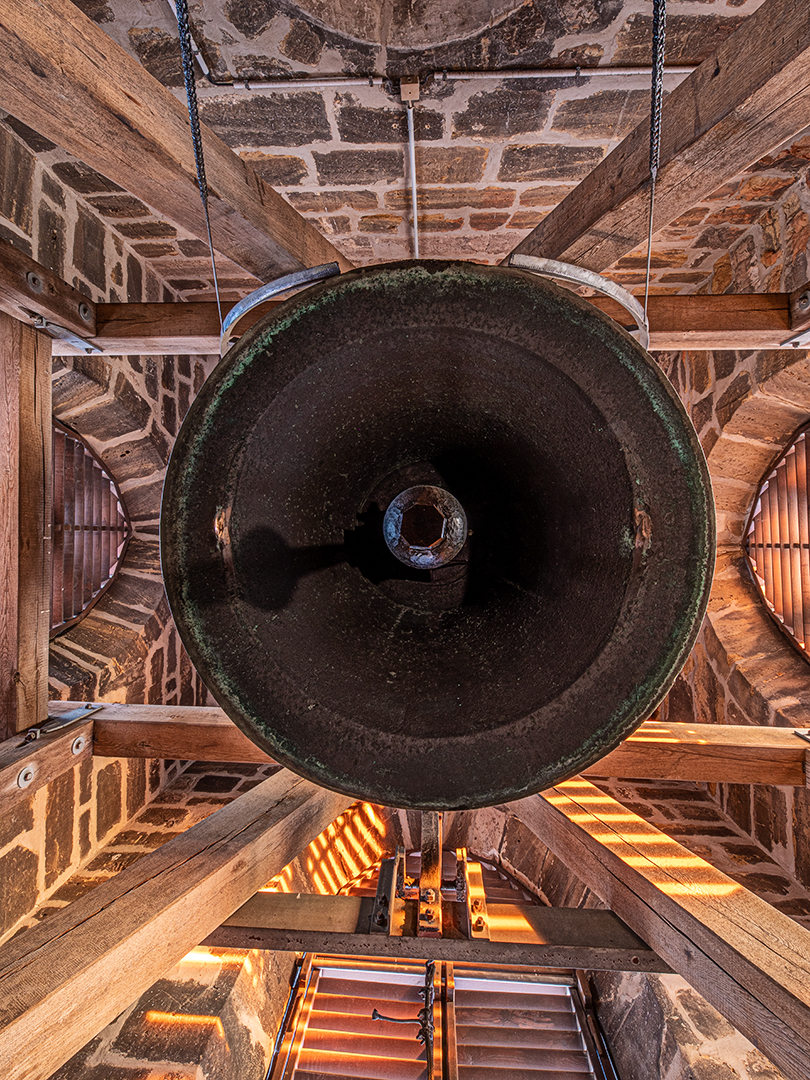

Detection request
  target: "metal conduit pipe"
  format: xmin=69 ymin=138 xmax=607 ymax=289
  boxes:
xmin=184 ymin=65 xmax=696 ymax=96
xmin=406 ymin=104 xmax=420 ymax=260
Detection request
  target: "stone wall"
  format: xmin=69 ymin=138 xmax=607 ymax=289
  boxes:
xmin=0 ymin=114 xmax=219 ymax=709
xmin=0 ymin=754 xmax=184 ymax=947
xmin=62 ymin=0 xmax=787 ymax=283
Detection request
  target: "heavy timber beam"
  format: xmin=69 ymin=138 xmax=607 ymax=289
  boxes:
xmin=512 ymin=780 xmax=810 ymax=1080
xmin=50 ymin=294 xmax=797 ymax=355
xmin=0 ymin=315 xmax=51 ymax=740
xmin=0 ymin=0 xmax=353 ymax=280
xmin=36 ymin=702 xmax=810 ymax=787
xmin=0 ymin=770 xmax=353 ymax=1080
xmin=0 ymin=241 xmax=801 ymax=353
xmin=509 ymin=0 xmax=810 ymax=271
xmin=49 ymin=701 xmax=809 ymax=786
xmin=204 ymin=891 xmax=670 ymax=972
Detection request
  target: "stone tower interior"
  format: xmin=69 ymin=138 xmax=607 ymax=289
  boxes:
xmin=2 ymin=0 xmax=810 ymax=1078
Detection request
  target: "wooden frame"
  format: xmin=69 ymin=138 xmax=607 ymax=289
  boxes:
xmin=513 ymin=781 xmax=810 ymax=1080
xmin=0 ymin=771 xmax=352 ymax=1080
xmin=1 ymin=0 xmax=810 ymax=1075
xmin=509 ymin=0 xmax=810 ymax=270
xmin=0 ymin=0 xmax=352 ymax=280
xmin=0 ymin=314 xmax=51 ymax=739
xmin=1 ymin=240 xmax=808 ymax=356
xmin=204 ymin=890 xmax=670 ymax=972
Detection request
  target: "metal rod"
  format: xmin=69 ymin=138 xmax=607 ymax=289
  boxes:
xmin=407 ymin=103 xmax=420 ymax=260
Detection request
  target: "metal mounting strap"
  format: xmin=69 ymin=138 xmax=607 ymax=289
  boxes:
xmin=509 ymin=253 xmax=650 ymax=351
xmin=30 ymin=314 xmax=101 ymax=354
xmin=219 ymin=262 xmax=341 ymax=356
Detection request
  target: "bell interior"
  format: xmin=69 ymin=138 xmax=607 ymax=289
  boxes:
xmin=162 ymin=261 xmax=714 ymax=809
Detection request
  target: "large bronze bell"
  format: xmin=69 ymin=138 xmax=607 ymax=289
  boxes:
xmin=161 ymin=261 xmax=714 ymax=810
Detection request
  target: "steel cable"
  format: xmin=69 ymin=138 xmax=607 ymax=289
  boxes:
xmin=174 ymin=0 xmax=223 ymax=329
xmin=644 ymin=0 xmax=667 ymax=320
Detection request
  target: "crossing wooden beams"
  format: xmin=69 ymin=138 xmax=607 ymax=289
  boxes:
xmin=0 ymin=239 xmax=804 ymax=354
xmin=508 ymin=0 xmax=810 ymax=271
xmin=0 ymin=770 xmax=353 ymax=1080
xmin=513 ymin=780 xmax=810 ymax=1080
xmin=0 ymin=0 xmax=352 ymax=281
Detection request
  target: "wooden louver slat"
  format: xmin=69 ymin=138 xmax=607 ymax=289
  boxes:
xmin=50 ymin=419 xmax=131 ymax=638
xmin=746 ymin=426 xmax=810 ymax=659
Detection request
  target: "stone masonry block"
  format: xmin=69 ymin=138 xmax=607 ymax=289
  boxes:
xmin=52 ymin=161 xmax=123 ymax=195
xmin=614 ymin=13 xmax=745 ymax=65
xmin=452 ymin=86 xmax=553 ymax=138
xmin=200 ymin=93 xmax=331 ymax=148
xmin=385 ymin=186 xmax=514 ymax=210
xmin=314 ymin=150 xmax=403 ymax=185
xmin=127 ymin=27 xmax=183 ymax=87
xmin=72 ymin=205 xmax=106 ymax=290
xmin=415 ymin=146 xmax=488 ymax=184
xmin=3 ymin=116 xmax=56 ymax=153
xmin=0 ymin=123 xmax=34 ymax=234
xmin=498 ymin=144 xmax=603 ymax=182
xmin=336 ymin=96 xmax=443 ymax=143
xmin=45 ymin=768 xmax=75 ymax=888
xmin=240 ymin=152 xmax=308 ymax=186
xmin=0 ymin=793 xmax=35 ymax=851
xmin=0 ymin=845 xmax=39 ymax=936
xmin=552 ymin=89 xmax=648 ymax=139
xmin=96 ymin=760 xmax=123 ymax=841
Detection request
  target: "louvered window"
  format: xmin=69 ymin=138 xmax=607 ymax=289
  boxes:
xmin=51 ymin=419 xmax=131 ymax=637
xmin=745 ymin=425 xmax=810 ymax=659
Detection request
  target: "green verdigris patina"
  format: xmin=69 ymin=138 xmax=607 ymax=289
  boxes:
xmin=161 ymin=261 xmax=715 ymax=809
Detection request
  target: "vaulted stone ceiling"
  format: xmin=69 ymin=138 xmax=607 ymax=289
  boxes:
xmin=66 ymin=0 xmax=810 ymax=305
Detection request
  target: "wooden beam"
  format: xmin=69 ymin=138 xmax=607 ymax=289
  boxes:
xmin=0 ymin=0 xmax=353 ymax=280
xmin=0 ymin=770 xmax=352 ymax=1080
xmin=0 ymin=241 xmax=96 ymax=338
xmin=78 ymin=700 xmax=275 ymax=763
xmin=0 ymin=313 xmax=21 ymax=741
xmin=16 ymin=324 xmax=51 ymax=734
xmin=204 ymin=891 xmax=670 ymax=973
xmin=1 ymin=316 xmax=51 ymax=738
xmin=509 ymin=0 xmax=810 ymax=271
xmin=0 ymin=718 xmax=93 ymax=818
xmin=44 ymin=293 xmax=795 ymax=356
xmin=512 ymin=780 xmax=810 ymax=1080
xmin=66 ymin=701 xmax=810 ymax=786
xmin=583 ymin=719 xmax=808 ymax=786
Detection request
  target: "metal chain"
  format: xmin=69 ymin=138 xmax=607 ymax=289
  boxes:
xmin=644 ymin=0 xmax=667 ymax=321
xmin=174 ymin=0 xmax=223 ymax=329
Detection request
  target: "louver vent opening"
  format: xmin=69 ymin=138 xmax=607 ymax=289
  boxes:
xmin=51 ymin=419 xmax=131 ymax=638
xmin=745 ymin=425 xmax=810 ymax=660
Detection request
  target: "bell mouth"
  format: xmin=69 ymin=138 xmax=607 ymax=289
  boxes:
xmin=162 ymin=260 xmax=715 ymax=810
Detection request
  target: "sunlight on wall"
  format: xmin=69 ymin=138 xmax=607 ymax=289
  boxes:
xmin=262 ymin=801 xmax=389 ymax=895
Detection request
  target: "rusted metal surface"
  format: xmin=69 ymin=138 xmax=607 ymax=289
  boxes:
xmin=384 ymin=485 xmax=468 ymax=569
xmin=162 ymin=260 xmax=715 ymax=810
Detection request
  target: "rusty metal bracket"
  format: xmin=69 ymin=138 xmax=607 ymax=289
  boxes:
xmin=463 ymin=854 xmax=490 ymax=941
xmin=418 ymin=813 xmax=443 ymax=937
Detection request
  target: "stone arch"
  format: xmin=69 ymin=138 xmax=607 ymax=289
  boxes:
xmin=694 ymin=350 xmax=810 ymax=728
xmin=48 ymin=352 xmax=214 ymax=704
